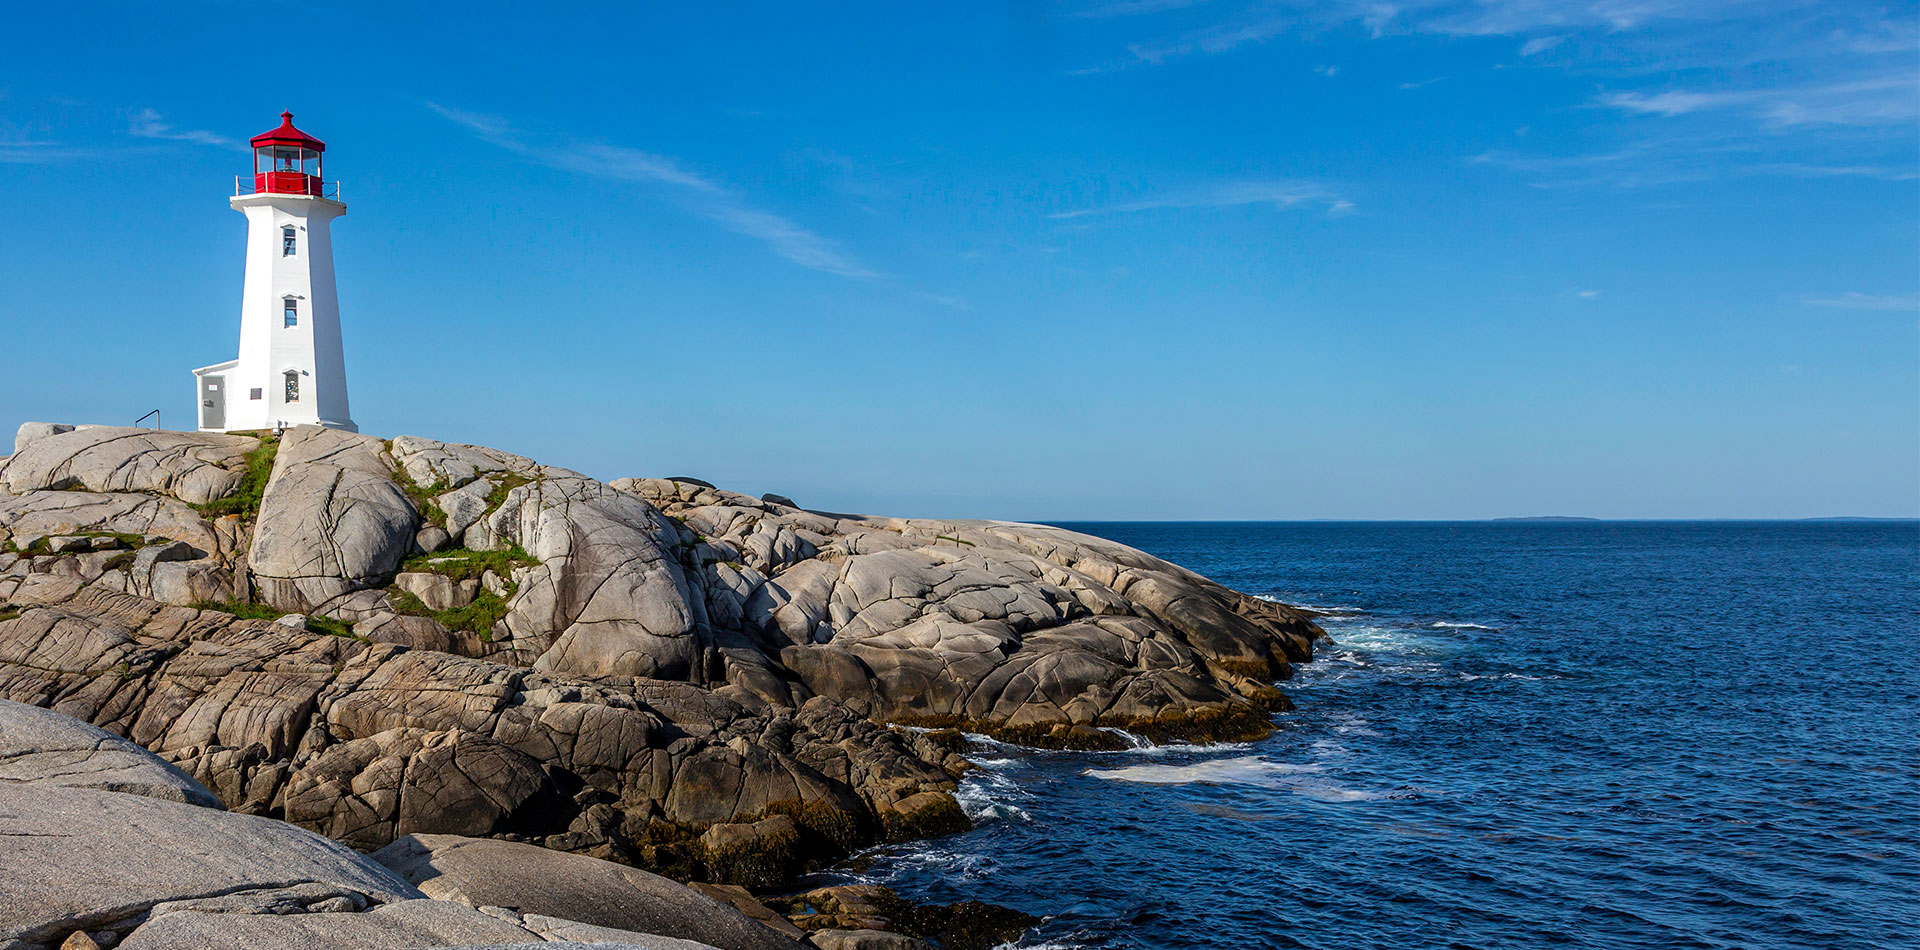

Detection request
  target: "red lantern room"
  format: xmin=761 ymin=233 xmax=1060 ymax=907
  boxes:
xmin=248 ymin=112 xmax=328 ymax=197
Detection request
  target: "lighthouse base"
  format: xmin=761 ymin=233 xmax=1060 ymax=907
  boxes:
xmin=192 ymin=359 xmax=357 ymax=434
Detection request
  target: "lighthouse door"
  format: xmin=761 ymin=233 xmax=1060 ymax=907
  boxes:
xmin=201 ymin=377 xmax=226 ymax=430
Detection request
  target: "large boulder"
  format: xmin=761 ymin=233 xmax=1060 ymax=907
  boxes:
xmin=0 ymin=784 xmax=422 ymax=948
xmin=372 ymin=834 xmax=800 ymax=950
xmin=487 ymin=475 xmax=704 ymax=680
xmin=283 ymin=728 xmax=559 ymax=851
xmin=111 ymin=900 xmax=554 ymax=950
xmin=0 ymin=490 xmax=220 ymax=554
xmin=0 ymin=698 xmax=222 ymax=808
xmin=0 ymin=425 xmax=257 ymax=505
xmin=248 ymin=426 xmax=419 ymax=611
xmin=12 ymin=422 xmax=75 ymax=454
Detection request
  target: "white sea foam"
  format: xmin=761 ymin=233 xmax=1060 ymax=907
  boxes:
xmin=1431 ymin=621 xmax=1499 ymax=630
xmin=884 ymin=845 xmax=996 ymax=881
xmin=1254 ymin=593 xmax=1366 ymax=612
xmin=954 ymin=770 xmax=1034 ymax=823
xmin=1084 ymin=755 xmax=1322 ymax=785
xmin=1332 ymin=715 xmax=1381 ymax=737
xmin=1086 ymin=755 xmax=1388 ymax=802
xmin=1088 ymin=729 xmax=1253 ymax=757
xmin=1323 ymin=623 xmax=1454 ymax=657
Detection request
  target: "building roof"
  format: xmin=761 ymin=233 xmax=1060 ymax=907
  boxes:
xmin=249 ymin=112 xmax=325 ymax=152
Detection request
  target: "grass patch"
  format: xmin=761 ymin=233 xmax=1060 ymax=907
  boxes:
xmin=189 ymin=599 xmax=359 ymax=640
xmin=385 ymin=446 xmax=450 ymax=527
xmin=388 ymin=587 xmax=511 ymax=641
xmin=484 ymin=473 xmax=533 ymax=513
xmin=387 ymin=546 xmax=537 ymax=641
xmin=0 ymin=609 xmax=20 ymax=624
xmin=195 ymin=436 xmax=278 ymax=521
xmin=398 ymin=546 xmax=536 ymax=582
xmin=399 ymin=477 xmax=449 ymax=527
xmin=933 ymin=534 xmax=976 ymax=547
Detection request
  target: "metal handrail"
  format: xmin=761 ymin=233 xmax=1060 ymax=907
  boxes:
xmin=134 ymin=409 xmax=159 ymax=429
xmin=234 ymin=175 xmax=342 ymax=201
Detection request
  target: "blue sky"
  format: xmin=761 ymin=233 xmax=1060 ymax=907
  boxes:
xmin=2 ymin=1 xmax=1915 ymax=519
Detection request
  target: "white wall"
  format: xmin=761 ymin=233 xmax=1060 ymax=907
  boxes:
xmin=208 ymin=193 xmax=356 ymax=432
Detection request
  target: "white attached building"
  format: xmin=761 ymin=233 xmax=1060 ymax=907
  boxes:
xmin=195 ymin=112 xmax=356 ymax=433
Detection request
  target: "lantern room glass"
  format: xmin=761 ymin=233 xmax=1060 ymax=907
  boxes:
xmin=256 ymin=145 xmax=320 ymax=178
xmin=253 ymin=145 xmax=324 ymax=195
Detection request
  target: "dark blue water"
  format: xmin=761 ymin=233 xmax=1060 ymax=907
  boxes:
xmin=860 ymin=522 xmax=1920 ymax=950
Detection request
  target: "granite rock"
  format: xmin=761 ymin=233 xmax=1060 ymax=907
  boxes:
xmin=248 ymin=426 xmax=419 ymax=611
xmin=0 ymin=698 xmax=222 ymax=808
xmin=372 ymin=834 xmax=799 ymax=950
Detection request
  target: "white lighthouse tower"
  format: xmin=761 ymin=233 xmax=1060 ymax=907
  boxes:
xmin=193 ymin=112 xmax=356 ymax=433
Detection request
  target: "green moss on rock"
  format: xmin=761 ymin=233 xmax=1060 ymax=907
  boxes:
xmin=194 ymin=436 xmax=277 ymax=520
xmin=189 ymin=599 xmax=359 ymax=640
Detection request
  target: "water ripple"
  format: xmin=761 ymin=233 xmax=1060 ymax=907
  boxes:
xmin=867 ymin=522 xmax=1920 ymax=950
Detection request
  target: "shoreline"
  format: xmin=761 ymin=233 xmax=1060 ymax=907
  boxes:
xmin=0 ymin=421 xmax=1323 ymax=948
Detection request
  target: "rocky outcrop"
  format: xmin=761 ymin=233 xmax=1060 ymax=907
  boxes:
xmin=0 ymin=783 xmax=422 ymax=947
xmin=0 ymin=425 xmax=256 ymax=505
xmin=372 ymin=834 xmax=799 ymax=950
xmin=0 ymin=703 xmax=782 ymax=950
xmin=0 ymin=579 xmax=955 ymax=881
xmin=250 ymin=426 xmax=419 ymax=611
xmin=0 ymin=697 xmax=222 ymax=807
xmin=0 ymin=421 xmax=1321 ymax=895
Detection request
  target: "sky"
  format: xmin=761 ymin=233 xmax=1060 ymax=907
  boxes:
xmin=1 ymin=2 xmax=1916 ymax=520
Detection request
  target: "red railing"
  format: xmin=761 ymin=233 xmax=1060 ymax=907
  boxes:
xmin=235 ymin=174 xmax=341 ymax=201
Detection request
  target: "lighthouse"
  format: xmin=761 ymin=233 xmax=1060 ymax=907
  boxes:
xmin=193 ymin=112 xmax=356 ymax=433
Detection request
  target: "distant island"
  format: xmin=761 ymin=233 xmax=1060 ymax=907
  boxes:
xmin=1795 ymin=516 xmax=1918 ymax=523
xmin=1491 ymin=516 xmax=1603 ymax=523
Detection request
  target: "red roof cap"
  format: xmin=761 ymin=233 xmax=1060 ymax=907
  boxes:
xmin=249 ymin=111 xmax=325 ymax=151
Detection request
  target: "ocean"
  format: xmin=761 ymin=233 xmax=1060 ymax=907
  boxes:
xmin=842 ymin=521 xmax=1920 ymax=950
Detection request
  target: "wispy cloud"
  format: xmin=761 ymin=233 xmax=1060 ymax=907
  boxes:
xmin=1749 ymin=162 xmax=1918 ymax=181
xmin=1599 ymin=90 xmax=1730 ymax=116
xmin=1471 ymin=127 xmax=1920 ymax=189
xmin=1803 ymin=292 xmax=1920 ymax=312
xmin=1520 ymin=35 xmax=1566 ymax=55
xmin=1122 ymin=16 xmax=1294 ymax=66
xmin=429 ymin=103 xmax=874 ymax=279
xmin=1599 ymin=77 xmax=1920 ymax=128
xmin=1051 ymin=179 xmax=1351 ymax=218
xmin=429 ymin=104 xmax=511 ymax=138
xmin=0 ymin=136 xmax=85 ymax=163
xmin=128 ymin=108 xmax=234 ymax=147
xmin=1060 ymin=0 xmax=1920 ymax=162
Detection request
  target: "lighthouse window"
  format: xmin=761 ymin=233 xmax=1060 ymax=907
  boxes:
xmin=249 ymin=388 xmax=263 ymax=400
xmin=284 ymin=371 xmax=300 ymax=403
xmin=283 ymin=227 xmax=297 ymax=256
xmin=284 ymin=298 xmax=298 ymax=327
